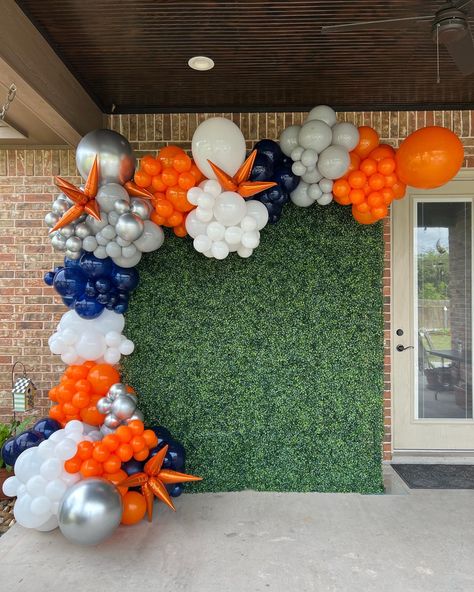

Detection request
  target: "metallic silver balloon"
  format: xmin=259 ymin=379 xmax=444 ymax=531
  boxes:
xmin=58 ymin=479 xmax=122 ymax=546
xmin=86 ymin=212 xmax=108 ymax=233
xmin=114 ymin=199 xmax=131 ymax=215
xmin=65 ymin=249 xmax=82 ymax=260
xmin=65 ymin=236 xmax=83 ymax=252
xmin=104 ymin=414 xmax=121 ymax=429
xmin=130 ymin=198 xmax=152 ymax=220
xmin=133 ymin=220 xmax=165 ymax=253
xmin=76 ymin=129 xmax=136 ymax=186
xmin=82 ymin=236 xmax=98 ymax=252
xmin=51 ymin=232 xmax=67 ymax=250
xmin=44 ymin=212 xmax=59 ymax=228
xmin=108 ymin=211 xmax=119 ymax=225
xmin=101 ymin=224 xmax=117 ymax=240
xmin=95 ymin=232 xmax=109 ymax=246
xmin=75 ymin=223 xmax=91 ymax=239
xmin=111 ymin=394 xmax=137 ymax=420
xmin=60 ymin=224 xmax=75 ymax=239
xmin=52 ymin=197 xmax=70 ymax=216
xmin=128 ymin=409 xmax=144 ymax=423
xmin=115 ymin=213 xmax=144 ymax=242
xmin=96 ymin=183 xmax=129 ymax=213
xmin=108 ymin=383 xmax=128 ymax=400
xmin=96 ymin=398 xmax=112 ymax=414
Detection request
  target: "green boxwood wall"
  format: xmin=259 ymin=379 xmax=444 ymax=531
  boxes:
xmin=122 ymin=204 xmax=385 ymax=493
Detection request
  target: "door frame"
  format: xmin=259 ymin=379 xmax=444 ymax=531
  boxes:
xmin=392 ymin=169 xmax=474 ymax=454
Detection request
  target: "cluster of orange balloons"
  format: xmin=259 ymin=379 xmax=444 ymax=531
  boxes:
xmin=64 ymin=420 xmax=159 ymax=479
xmin=133 ymin=146 xmax=204 ymax=237
xmin=332 ymin=126 xmax=406 ymax=225
xmin=48 ymin=362 xmax=120 ymax=426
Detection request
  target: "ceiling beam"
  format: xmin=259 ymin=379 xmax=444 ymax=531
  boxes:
xmin=0 ymin=1 xmax=103 ymax=146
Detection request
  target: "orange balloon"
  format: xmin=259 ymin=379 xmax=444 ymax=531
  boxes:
xmin=121 ymin=491 xmax=147 ymax=525
xmin=77 ymin=441 xmax=94 ymax=460
xmin=189 ymin=163 xmax=203 ymax=183
xmin=142 ymin=429 xmax=159 ymax=448
xmin=64 ymin=455 xmax=82 ymax=474
xmin=369 ymin=144 xmax=396 ymax=162
xmin=72 ymin=391 xmax=90 ymax=409
xmin=151 ymin=212 xmax=166 ymax=226
xmin=116 ymin=425 xmax=132 ymax=443
xmin=168 ymin=211 xmax=184 ymax=227
xmin=352 ymin=206 xmax=377 ymax=225
xmin=134 ymin=170 xmax=152 ymax=188
xmin=117 ymin=443 xmax=134 ymax=462
xmin=355 ymin=201 xmax=370 ymax=213
xmin=349 ymin=188 xmax=366 ymax=205
xmin=87 ymin=364 xmax=120 ymax=396
xmin=80 ymin=405 xmax=105 ymax=426
xmin=348 ymin=170 xmax=367 ymax=189
xmin=133 ymin=448 xmax=150 ymax=461
xmin=341 ymin=152 xmax=360 ymax=179
xmin=359 ymin=158 xmax=377 ymax=177
xmin=383 ymin=173 xmax=398 ymax=188
xmin=80 ymin=458 xmax=103 ymax=478
xmin=367 ymin=191 xmax=383 ymax=207
xmin=173 ymin=153 xmax=192 ymax=173
xmin=161 ymin=168 xmax=179 ymax=187
xmin=142 ymin=158 xmax=162 ymax=177
xmin=377 ymin=158 xmax=396 ymax=176
xmin=354 ymin=127 xmax=379 ymax=159
xmin=392 ymin=181 xmax=407 ymax=200
xmin=92 ymin=443 xmax=111 ymax=463
xmin=102 ymin=434 xmax=120 ymax=452
xmin=128 ymin=420 xmax=144 ymax=436
xmin=395 ymin=126 xmax=464 ymax=189
xmin=178 ymin=172 xmax=196 ymax=191
xmin=368 ymin=173 xmax=385 ymax=191
xmin=152 ymin=175 xmax=167 ymax=192
xmin=63 ymin=402 xmax=76 ymax=416
xmin=155 ymin=198 xmax=174 ymax=218
xmin=158 ymin=146 xmax=182 ymax=168
xmin=380 ymin=187 xmax=395 ymax=205
xmin=49 ymin=404 xmax=64 ymax=422
xmin=371 ymin=204 xmax=389 ymax=220
xmin=130 ymin=435 xmax=147 ymax=453
xmin=103 ymin=454 xmax=122 ymax=474
xmin=333 ymin=179 xmax=351 ymax=199
xmin=105 ymin=469 xmax=129 ymax=496
xmin=174 ymin=224 xmax=188 ymax=238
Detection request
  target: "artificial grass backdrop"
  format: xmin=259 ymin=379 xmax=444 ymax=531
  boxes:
xmin=122 ymin=204 xmax=384 ymax=493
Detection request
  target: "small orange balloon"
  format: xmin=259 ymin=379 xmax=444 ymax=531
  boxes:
xmin=333 ymin=179 xmax=351 ymax=199
xmin=395 ymin=126 xmax=464 ymax=189
xmin=80 ymin=458 xmax=104 ymax=478
xmin=152 ymin=176 xmax=167 ymax=192
xmin=77 ymin=440 xmax=94 ymax=460
xmin=151 ymin=212 xmax=166 ymax=226
xmin=155 ymin=198 xmax=174 ymax=218
xmin=49 ymin=405 xmax=64 ymax=422
xmin=367 ymin=191 xmax=383 ymax=207
xmin=130 ymin=435 xmax=147 ymax=453
xmin=161 ymin=168 xmax=179 ymax=187
xmin=105 ymin=469 xmax=129 ymax=496
xmin=92 ymin=443 xmax=111 ymax=463
xmin=352 ymin=206 xmax=377 ymax=225
xmin=142 ymin=429 xmax=159 ymax=448
xmin=134 ymin=170 xmax=152 ymax=188
xmin=377 ymin=158 xmax=396 ymax=176
xmin=167 ymin=211 xmax=184 ymax=227
xmin=173 ymin=153 xmax=192 ymax=173
xmin=369 ymin=144 xmax=396 ymax=162
xmin=371 ymin=204 xmax=389 ymax=220
xmin=64 ymin=455 xmax=82 ymax=474
xmin=178 ymin=172 xmax=196 ymax=191
xmin=103 ymin=454 xmax=122 ymax=474
xmin=360 ymin=158 xmax=377 ymax=177
xmin=380 ymin=187 xmax=395 ymax=205
xmin=133 ymin=448 xmax=150 ymax=461
xmin=142 ymin=158 xmax=162 ymax=177
xmin=102 ymin=434 xmax=120 ymax=452
xmin=121 ymin=491 xmax=147 ymax=525
xmin=383 ymin=173 xmax=398 ymax=188
xmin=355 ymin=201 xmax=370 ymax=213
xmin=128 ymin=420 xmax=145 ymax=436
xmin=158 ymin=146 xmax=182 ymax=168
xmin=174 ymin=224 xmax=188 ymax=237
xmin=349 ymin=188 xmax=366 ymax=205
xmin=392 ymin=181 xmax=407 ymax=200
xmin=354 ymin=127 xmax=380 ymax=159
xmin=72 ymin=391 xmax=90 ymax=409
xmin=189 ymin=163 xmax=203 ymax=183
xmin=63 ymin=402 xmax=76 ymax=416
xmin=117 ymin=443 xmax=134 ymax=462
xmin=368 ymin=173 xmax=385 ymax=191
xmin=348 ymin=170 xmax=367 ymax=189
xmin=80 ymin=405 xmax=105 ymax=426
xmin=342 ymin=152 xmax=361 ymax=179
xmin=116 ymin=425 xmax=133 ymax=443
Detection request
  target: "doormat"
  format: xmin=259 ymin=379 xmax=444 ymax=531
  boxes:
xmin=392 ymin=464 xmax=474 ymax=489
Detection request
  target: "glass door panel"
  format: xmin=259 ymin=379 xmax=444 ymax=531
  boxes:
xmin=415 ymin=200 xmax=472 ymax=419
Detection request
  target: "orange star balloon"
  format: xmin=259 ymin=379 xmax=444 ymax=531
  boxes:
xmin=208 ymin=150 xmax=277 ymax=198
xmin=51 ymin=156 xmax=101 ymax=232
xmin=119 ymin=444 xmax=202 ymax=522
xmin=124 ymin=180 xmax=154 ymax=200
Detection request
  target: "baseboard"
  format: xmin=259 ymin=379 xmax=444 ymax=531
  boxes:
xmin=390 ymin=450 xmax=474 ymax=464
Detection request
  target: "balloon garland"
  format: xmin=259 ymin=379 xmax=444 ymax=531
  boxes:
xmin=1 ymin=108 xmax=465 ymax=546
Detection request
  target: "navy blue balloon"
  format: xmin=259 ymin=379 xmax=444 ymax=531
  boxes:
xmin=254 ymin=139 xmax=283 ymax=165
xmin=250 ymin=153 xmax=274 ymax=181
xmin=169 ymin=484 xmax=184 ymax=498
xmin=149 ymin=425 xmax=172 ymax=442
xmin=112 ymin=267 xmax=139 ymax=292
xmin=75 ymin=297 xmax=104 ymax=319
xmin=273 ymin=166 xmax=300 ymax=193
xmin=79 ymin=253 xmax=113 ymax=278
xmin=84 ymin=280 xmax=97 ymax=297
xmin=95 ymin=277 xmax=112 ymax=294
xmin=62 ymin=296 xmax=75 ymax=308
xmin=64 ymin=257 xmax=82 ymax=269
xmin=12 ymin=430 xmax=44 ymax=461
xmin=148 ymin=444 xmax=172 ymax=469
xmin=166 ymin=441 xmax=185 ymax=472
xmin=43 ymin=271 xmax=55 ymax=286
xmin=53 ymin=267 xmax=87 ymax=298
xmin=1 ymin=437 xmax=16 ymax=467
xmin=32 ymin=417 xmax=61 ymax=439
xmin=96 ymin=293 xmax=110 ymax=305
xmin=123 ymin=458 xmax=145 ymax=476
xmin=114 ymin=300 xmax=129 ymax=314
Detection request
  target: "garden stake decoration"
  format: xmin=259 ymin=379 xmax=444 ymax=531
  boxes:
xmin=1 ymin=108 xmax=465 ymax=546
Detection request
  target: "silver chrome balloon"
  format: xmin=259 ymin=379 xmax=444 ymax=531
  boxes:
xmin=129 ymin=409 xmax=144 ymax=423
xmin=114 ymin=199 xmax=131 ymax=215
xmin=76 ymin=129 xmax=136 ymax=186
xmin=104 ymin=414 xmax=121 ymax=429
xmin=107 ymin=383 xmax=128 ymax=400
xmin=60 ymin=224 xmax=75 ymax=239
xmin=51 ymin=232 xmax=67 ymax=250
xmin=44 ymin=212 xmax=60 ymax=228
xmin=52 ymin=197 xmax=70 ymax=216
xmin=65 ymin=249 xmax=82 ymax=260
xmin=96 ymin=398 xmax=112 ymax=414
xmin=75 ymin=223 xmax=91 ymax=239
xmin=115 ymin=213 xmax=144 ymax=242
xmin=96 ymin=183 xmax=129 ymax=213
xmin=65 ymin=236 xmax=83 ymax=252
xmin=111 ymin=394 xmax=137 ymax=420
xmin=130 ymin=197 xmax=152 ymax=220
xmin=58 ymin=479 xmax=122 ymax=546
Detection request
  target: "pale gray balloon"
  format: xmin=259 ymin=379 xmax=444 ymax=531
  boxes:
xmin=87 ymin=212 xmax=108 ymax=233
xmin=130 ymin=198 xmax=152 ymax=220
xmin=58 ymin=479 xmax=122 ymax=546
xmin=65 ymin=236 xmax=82 ymax=253
xmin=75 ymin=223 xmax=91 ymax=239
xmin=99 ymin=425 xmax=115 ymax=437
xmin=95 ymin=232 xmax=108 ymax=246
xmin=60 ymin=224 xmax=75 ymax=239
xmin=94 ymin=246 xmax=108 ymax=259
xmin=279 ymin=125 xmax=301 ymax=157
xmin=111 ymin=395 xmax=136 ymax=420
xmin=298 ymin=120 xmax=333 ymax=153
xmin=82 ymin=235 xmax=98 ymax=252
xmin=96 ymin=183 xmax=129 ymax=213
xmin=108 ymin=211 xmax=119 ymax=225
xmin=133 ymin=220 xmax=165 ymax=253
xmin=319 ymin=178 xmax=334 ymax=193
xmin=122 ymin=244 xmax=137 ymax=258
xmin=317 ymin=193 xmax=334 ymax=206
xmin=76 ymin=129 xmax=136 ymax=186
xmin=101 ymin=224 xmax=117 ymax=240
xmin=331 ymin=122 xmax=360 ymax=151
xmin=115 ymin=213 xmax=144 ymax=242
xmin=308 ymin=183 xmax=323 ymax=200
xmin=290 ymin=181 xmax=314 ymax=207
xmin=51 ymin=233 xmax=67 ymax=250
xmin=301 ymin=149 xmax=318 ymax=168
xmin=317 ymin=145 xmax=350 ymax=180
xmin=114 ymin=199 xmax=131 ymax=215
xmin=306 ymin=105 xmax=337 ymax=127
xmin=292 ymin=161 xmax=307 ymax=176
xmin=302 ymin=167 xmax=323 ymax=184
xmin=44 ymin=212 xmax=59 ymax=228
xmin=105 ymin=241 xmax=122 ymax=258
xmin=52 ymin=197 xmax=70 ymax=216
xmin=290 ymin=146 xmax=304 ymax=162
xmin=112 ymin=251 xmax=142 ymax=268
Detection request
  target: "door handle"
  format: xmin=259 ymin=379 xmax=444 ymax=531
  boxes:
xmin=396 ymin=344 xmax=414 ymax=352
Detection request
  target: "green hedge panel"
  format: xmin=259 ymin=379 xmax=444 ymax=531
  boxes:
xmin=122 ymin=204 xmax=384 ymax=493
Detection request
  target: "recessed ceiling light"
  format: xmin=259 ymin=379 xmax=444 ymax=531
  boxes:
xmin=188 ymin=56 xmax=215 ymax=71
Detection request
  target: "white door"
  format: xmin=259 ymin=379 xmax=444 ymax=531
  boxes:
xmin=392 ymin=171 xmax=474 ymax=452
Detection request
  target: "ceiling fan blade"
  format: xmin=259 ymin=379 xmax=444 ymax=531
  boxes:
xmin=321 ymin=15 xmax=434 ymax=33
xmin=443 ymin=27 xmax=474 ymax=74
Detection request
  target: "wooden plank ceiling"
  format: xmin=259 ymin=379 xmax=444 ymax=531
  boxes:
xmin=16 ymin=0 xmax=474 ymax=113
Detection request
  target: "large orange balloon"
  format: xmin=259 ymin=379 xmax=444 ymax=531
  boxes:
xmin=395 ymin=126 xmax=464 ymax=189
xmin=121 ymin=491 xmax=147 ymax=525
xmin=87 ymin=364 xmax=120 ymax=396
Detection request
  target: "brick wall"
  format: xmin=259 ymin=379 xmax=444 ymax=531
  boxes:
xmin=1 ymin=110 xmax=474 ymax=461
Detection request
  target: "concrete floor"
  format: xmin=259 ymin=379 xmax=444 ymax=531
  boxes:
xmin=1 ymin=468 xmax=474 ymax=592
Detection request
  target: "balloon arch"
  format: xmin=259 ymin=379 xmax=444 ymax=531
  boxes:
xmin=1 ymin=105 xmax=464 ymax=545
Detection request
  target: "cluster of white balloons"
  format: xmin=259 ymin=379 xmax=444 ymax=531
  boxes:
xmin=185 ymin=180 xmax=269 ymax=259
xmin=2 ymin=421 xmax=100 ymax=531
xmin=48 ymin=309 xmax=134 ymax=365
xmin=279 ymin=105 xmax=359 ymax=207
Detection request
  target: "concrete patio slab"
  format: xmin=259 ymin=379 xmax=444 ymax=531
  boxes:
xmin=2 ymin=478 xmax=474 ymax=592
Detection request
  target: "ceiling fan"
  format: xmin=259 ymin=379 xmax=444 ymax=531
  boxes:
xmin=321 ymin=0 xmax=474 ymax=77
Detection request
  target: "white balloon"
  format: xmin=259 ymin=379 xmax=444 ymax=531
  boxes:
xmin=133 ymin=220 xmax=164 ymax=253
xmin=185 ymin=209 xmax=209 ymax=238
xmin=192 ymin=117 xmax=246 ymax=179
xmin=197 ymin=193 xmax=215 ymax=210
xmin=308 ymin=184 xmax=323 ymax=200
xmin=36 ymin=515 xmax=59 ymax=532
xmin=241 ymin=230 xmax=260 ymax=249
xmin=245 ymin=200 xmax=269 ymax=230
xmin=319 ymin=178 xmax=334 ymax=193
xmin=37 ymin=440 xmax=56 ymax=461
xmin=194 ymin=234 xmax=212 ymax=253
xmin=290 ymin=181 xmax=314 ymax=207
xmin=105 ymin=331 xmax=122 ymax=347
xmin=76 ymin=330 xmax=106 ymax=360
xmin=279 ymin=125 xmax=301 ymax=157
xmin=237 ymin=245 xmax=253 ymax=258
xmin=306 ymin=104 xmax=337 ymax=127
xmin=64 ymin=420 xmax=84 ymax=435
xmin=301 ymin=149 xmax=318 ymax=168
xmin=298 ymin=120 xmax=333 ymax=153
xmin=61 ymin=328 xmax=78 ymax=345
xmin=49 ymin=337 xmax=66 ymax=355
xmin=317 ymin=193 xmax=334 ymax=206
xmin=196 ymin=207 xmax=214 ymax=223
xmin=207 ymin=221 xmax=225 ymax=241
xmin=211 ymin=241 xmax=229 ymax=260
xmin=2 ymin=476 xmax=19 ymax=497
xmin=61 ymin=348 xmax=79 ymax=365
xmin=40 ymin=458 xmax=62 ymax=481
xmin=240 ymin=215 xmax=257 ymax=232
xmin=119 ymin=339 xmax=135 ymax=355
xmin=331 ymin=122 xmax=360 ymax=151
xmin=224 ymin=226 xmax=243 ymax=245
xmin=45 ymin=479 xmax=67 ymax=502
xmin=96 ymin=309 xmax=125 ymax=333
xmin=27 ymin=475 xmax=47 ymax=497
xmin=213 ymin=192 xmax=246 ymax=226
xmin=317 ymin=145 xmax=350 ymax=180
xmin=187 ymin=187 xmax=202 ymax=205
xmin=31 ymin=496 xmax=52 ymax=516
xmin=54 ymin=438 xmax=77 ymax=461
xmin=104 ymin=348 xmax=121 ymax=365
xmin=199 ymin=179 xmax=222 ymax=198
